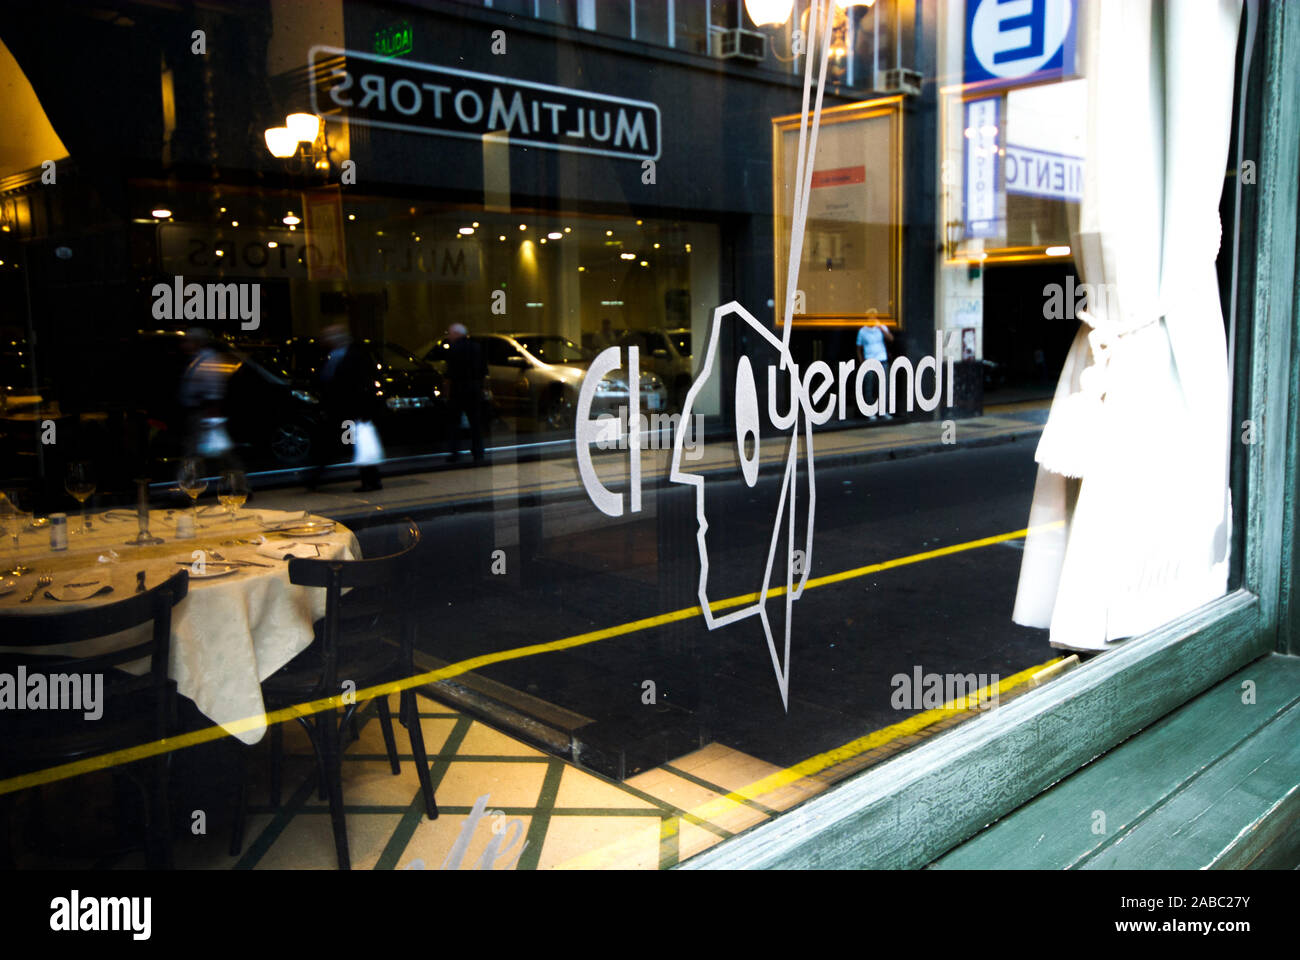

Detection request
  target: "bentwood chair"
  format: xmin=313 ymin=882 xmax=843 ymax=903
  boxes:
xmin=0 ymin=569 xmax=189 ymax=869
xmin=230 ymin=519 xmax=437 ymax=870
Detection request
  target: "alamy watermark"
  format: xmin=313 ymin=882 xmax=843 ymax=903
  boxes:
xmin=151 ymin=274 xmax=260 ymax=330
xmin=592 ymin=408 xmax=704 ymax=459
xmin=890 ymin=666 xmax=1000 ymax=711
xmin=0 ymin=668 xmax=103 ymax=720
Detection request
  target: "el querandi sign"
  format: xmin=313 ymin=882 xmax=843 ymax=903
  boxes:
xmin=309 ymin=46 xmax=661 ymax=162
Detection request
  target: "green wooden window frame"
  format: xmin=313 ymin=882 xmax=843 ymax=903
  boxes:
xmin=683 ymin=0 xmax=1300 ymax=870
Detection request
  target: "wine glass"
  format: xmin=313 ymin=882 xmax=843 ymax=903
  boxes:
xmin=178 ymin=458 xmax=208 ymax=527
xmin=3 ymin=489 xmax=33 ymax=575
xmin=64 ymin=462 xmax=96 ymax=534
xmin=217 ymin=469 xmax=249 ymax=533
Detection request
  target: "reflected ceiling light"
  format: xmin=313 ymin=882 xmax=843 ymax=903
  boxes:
xmin=564 ymin=227 xmax=572 ymax=233
xmin=282 ymin=214 xmax=300 ymax=225
xmin=605 ymin=229 xmax=613 ymax=236
xmin=215 ymin=250 xmax=225 ymax=257
xmin=267 ymin=241 xmax=278 ymax=248
xmin=347 ymin=214 xmax=356 ymax=221
xmin=264 ymin=126 xmax=297 ymax=158
xmin=414 ymin=235 xmax=421 ymax=242
xmin=286 ymin=112 xmax=321 ymax=143
xmin=639 ymin=260 xmax=649 ymax=267
xmin=472 ymin=221 xmax=480 ymax=228
xmin=547 ymin=231 xmax=562 ymax=240
xmin=620 ymin=253 xmax=636 ymax=260
xmin=653 ymin=242 xmax=660 ymax=249
xmin=1045 ymin=245 xmax=1072 ymax=257
xmin=636 ymin=219 xmax=643 ymax=225
xmin=540 ymin=238 xmax=547 ymax=244
xmin=231 ymin=220 xmax=239 ymax=227
xmin=519 ymin=223 xmax=527 ymax=230
xmin=685 ymin=243 xmax=692 ymax=252
xmin=498 ymin=235 xmax=506 ymax=241
xmin=151 ymin=208 xmax=172 ymax=219
xmin=745 ymin=0 xmax=794 ymax=26
xmin=578 ymin=266 xmax=585 ymax=272
xmin=459 ymin=227 xmax=474 ymax=235
xmin=219 ymin=207 xmax=227 ymax=213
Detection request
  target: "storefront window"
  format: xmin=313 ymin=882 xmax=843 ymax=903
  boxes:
xmin=0 ymin=0 xmax=1266 ymax=872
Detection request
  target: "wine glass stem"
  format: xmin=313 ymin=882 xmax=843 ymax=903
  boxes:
xmin=81 ymin=501 xmax=89 ymax=534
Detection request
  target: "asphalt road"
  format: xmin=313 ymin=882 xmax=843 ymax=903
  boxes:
xmin=397 ymin=433 xmax=1051 ymax=776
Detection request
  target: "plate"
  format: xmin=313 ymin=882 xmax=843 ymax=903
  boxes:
xmin=272 ymin=522 xmax=336 ymax=538
xmin=188 ymin=563 xmax=242 ymax=580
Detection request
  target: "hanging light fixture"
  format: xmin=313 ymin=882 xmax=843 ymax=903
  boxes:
xmin=744 ymin=0 xmax=795 ymax=27
xmin=264 ymin=127 xmax=297 ymax=158
xmin=286 ymin=112 xmax=321 ymax=143
xmin=835 ymin=0 xmax=875 ymax=7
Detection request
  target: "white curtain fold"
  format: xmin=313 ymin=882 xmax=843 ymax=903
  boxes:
xmin=1013 ymin=0 xmax=1241 ymax=650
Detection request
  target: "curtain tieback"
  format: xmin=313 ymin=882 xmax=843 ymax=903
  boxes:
xmin=1076 ymin=307 xmax=1162 ymax=401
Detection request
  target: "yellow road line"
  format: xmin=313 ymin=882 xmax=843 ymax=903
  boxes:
xmin=556 ymin=659 xmax=1059 ymax=869
xmin=0 ymin=522 xmax=1060 ymax=797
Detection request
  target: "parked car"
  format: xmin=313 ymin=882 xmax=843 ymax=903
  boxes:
xmin=237 ymin=337 xmax=448 ymax=450
xmin=620 ymin=328 xmax=694 ymax=408
xmin=63 ymin=331 xmax=325 ymax=479
xmin=423 ymin=332 xmax=667 ymax=432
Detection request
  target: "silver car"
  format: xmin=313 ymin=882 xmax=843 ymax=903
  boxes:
xmin=426 ymin=333 xmax=667 ymax=432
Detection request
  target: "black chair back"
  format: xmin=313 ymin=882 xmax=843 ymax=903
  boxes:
xmin=286 ymin=520 xmax=421 ymax=695
xmin=0 ymin=569 xmax=189 ymax=766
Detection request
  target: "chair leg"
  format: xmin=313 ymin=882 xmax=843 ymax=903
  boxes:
xmin=403 ymin=690 xmax=438 ymax=821
xmin=321 ymin=711 xmax=351 ymax=870
xmin=270 ymin=722 xmax=283 ymax=808
xmin=229 ymin=741 xmax=248 ymax=858
xmin=146 ymin=756 xmax=174 ymax=870
xmin=375 ymin=697 xmax=401 ymax=775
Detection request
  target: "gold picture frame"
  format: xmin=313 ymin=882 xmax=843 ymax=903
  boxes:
xmin=771 ymin=96 xmax=904 ymax=330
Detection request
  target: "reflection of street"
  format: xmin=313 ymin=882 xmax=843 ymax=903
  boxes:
xmin=351 ymin=433 xmax=1052 ymax=779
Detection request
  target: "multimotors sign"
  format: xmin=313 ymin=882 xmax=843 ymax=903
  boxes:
xmin=309 ymin=46 xmax=661 ymax=162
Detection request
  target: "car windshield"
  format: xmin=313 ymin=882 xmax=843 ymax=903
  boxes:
xmin=514 ymin=336 xmax=588 ymax=365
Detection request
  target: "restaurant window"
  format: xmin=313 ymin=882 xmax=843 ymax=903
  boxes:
xmin=0 ymin=0 xmax=1272 ymax=873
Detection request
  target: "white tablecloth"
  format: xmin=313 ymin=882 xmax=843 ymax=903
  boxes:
xmin=0 ymin=507 xmax=360 ymax=744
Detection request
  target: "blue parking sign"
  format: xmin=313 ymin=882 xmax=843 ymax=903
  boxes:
xmin=965 ymin=0 xmax=1077 ymax=91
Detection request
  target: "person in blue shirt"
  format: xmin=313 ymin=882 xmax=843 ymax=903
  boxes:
xmin=855 ymin=319 xmax=895 ymax=420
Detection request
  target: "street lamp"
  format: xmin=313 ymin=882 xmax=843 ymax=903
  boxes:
xmin=745 ymin=0 xmax=795 ymax=26
xmin=263 ymin=113 xmax=328 ymax=170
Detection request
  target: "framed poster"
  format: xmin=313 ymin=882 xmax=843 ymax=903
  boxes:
xmin=771 ymin=96 xmax=903 ymax=329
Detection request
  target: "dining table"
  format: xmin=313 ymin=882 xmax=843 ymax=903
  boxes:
xmin=0 ymin=504 xmax=361 ymax=744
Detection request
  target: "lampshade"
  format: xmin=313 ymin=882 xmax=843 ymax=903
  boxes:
xmin=745 ymin=0 xmax=796 ymax=27
xmin=286 ymin=112 xmax=321 ymax=143
xmin=835 ymin=0 xmax=876 ymax=7
xmin=264 ymin=126 xmax=297 ymax=158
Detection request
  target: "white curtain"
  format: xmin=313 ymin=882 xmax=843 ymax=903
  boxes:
xmin=1013 ymin=0 xmax=1241 ymax=650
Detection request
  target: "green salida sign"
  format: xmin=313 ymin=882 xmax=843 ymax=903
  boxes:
xmin=373 ymin=20 xmax=413 ymax=59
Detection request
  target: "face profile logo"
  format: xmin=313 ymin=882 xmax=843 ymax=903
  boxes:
xmin=670 ymin=303 xmax=816 ymax=710
xmin=667 ymin=0 xmax=840 ymax=711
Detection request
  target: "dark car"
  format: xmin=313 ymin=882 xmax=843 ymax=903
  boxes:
xmin=66 ymin=331 xmax=325 ymax=479
xmin=239 ymin=337 xmax=447 ymax=450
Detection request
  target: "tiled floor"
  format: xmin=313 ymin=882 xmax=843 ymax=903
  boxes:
xmin=8 ymin=691 xmax=836 ymax=870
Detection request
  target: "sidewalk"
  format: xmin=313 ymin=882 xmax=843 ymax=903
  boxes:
xmin=250 ymin=400 xmax=1050 ymax=526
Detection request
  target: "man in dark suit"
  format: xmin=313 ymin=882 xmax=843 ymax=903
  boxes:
xmin=318 ymin=323 xmax=385 ymax=491
xmin=444 ymin=322 xmax=487 ymax=464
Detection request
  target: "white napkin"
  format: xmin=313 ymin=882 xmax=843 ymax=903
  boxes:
xmin=256 ymin=510 xmax=311 ymax=529
xmin=257 ymin=540 xmax=320 ymax=560
xmin=47 ymin=576 xmax=113 ymax=601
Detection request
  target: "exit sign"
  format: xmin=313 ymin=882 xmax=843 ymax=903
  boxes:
xmin=373 ymin=20 xmax=413 ymax=59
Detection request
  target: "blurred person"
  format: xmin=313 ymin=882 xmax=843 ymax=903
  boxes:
xmin=178 ymin=327 xmax=234 ymax=460
xmin=443 ymin=322 xmax=487 ymax=464
xmin=855 ymin=316 xmax=895 ymax=421
xmin=316 ymin=322 xmax=385 ymax=492
xmin=593 ymin=317 xmax=618 ymax=351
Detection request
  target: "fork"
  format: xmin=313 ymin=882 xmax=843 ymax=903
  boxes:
xmin=20 ymin=574 xmax=53 ymax=603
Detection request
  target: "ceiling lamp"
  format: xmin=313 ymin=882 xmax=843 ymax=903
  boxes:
xmin=745 ymin=0 xmax=795 ymax=26
xmin=151 ymin=208 xmax=172 ymax=219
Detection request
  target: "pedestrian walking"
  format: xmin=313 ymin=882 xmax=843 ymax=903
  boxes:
xmin=444 ymin=323 xmax=488 ymax=464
